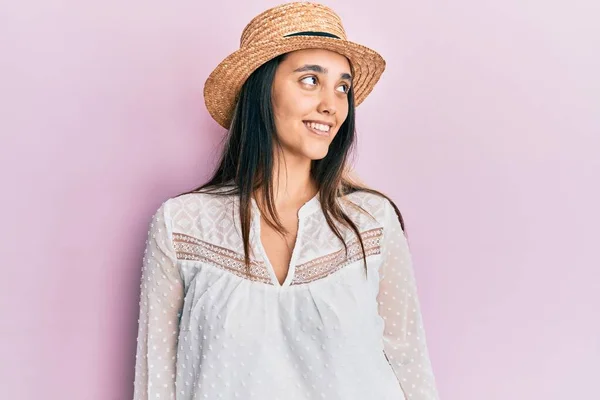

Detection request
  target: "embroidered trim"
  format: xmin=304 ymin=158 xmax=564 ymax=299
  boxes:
xmin=172 ymin=233 xmax=273 ymax=285
xmin=291 ymin=227 xmax=383 ymax=285
xmin=172 ymin=227 xmax=383 ymax=286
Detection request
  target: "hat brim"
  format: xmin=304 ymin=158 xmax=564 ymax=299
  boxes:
xmin=203 ymin=35 xmax=386 ymax=129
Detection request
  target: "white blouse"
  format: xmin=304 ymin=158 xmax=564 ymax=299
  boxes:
xmin=133 ymin=189 xmax=439 ymax=400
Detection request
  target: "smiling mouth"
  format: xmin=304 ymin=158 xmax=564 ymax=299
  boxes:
xmin=304 ymin=121 xmax=331 ymax=137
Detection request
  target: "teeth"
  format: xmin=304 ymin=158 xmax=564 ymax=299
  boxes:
xmin=305 ymin=122 xmax=330 ymax=133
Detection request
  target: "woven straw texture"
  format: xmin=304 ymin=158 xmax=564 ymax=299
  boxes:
xmin=204 ymin=2 xmax=386 ymax=129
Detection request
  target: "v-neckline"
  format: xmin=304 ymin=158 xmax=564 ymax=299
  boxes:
xmin=250 ymin=193 xmax=320 ymax=287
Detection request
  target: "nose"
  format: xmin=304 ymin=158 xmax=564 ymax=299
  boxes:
xmin=317 ymin=88 xmax=337 ymax=116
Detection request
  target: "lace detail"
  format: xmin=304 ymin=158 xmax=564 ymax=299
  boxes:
xmin=291 ymin=227 xmax=383 ymax=285
xmin=172 ymin=228 xmax=383 ymax=286
xmin=172 ymin=232 xmax=273 ymax=285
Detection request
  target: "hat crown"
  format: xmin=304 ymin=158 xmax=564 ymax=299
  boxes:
xmin=240 ymin=2 xmax=347 ymax=48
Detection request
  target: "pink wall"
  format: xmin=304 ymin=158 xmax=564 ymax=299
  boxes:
xmin=1 ymin=0 xmax=598 ymax=399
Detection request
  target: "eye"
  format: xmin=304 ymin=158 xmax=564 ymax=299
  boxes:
xmin=337 ymin=83 xmax=351 ymax=94
xmin=300 ymin=76 xmax=318 ymax=86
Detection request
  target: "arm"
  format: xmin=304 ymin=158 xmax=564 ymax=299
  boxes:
xmin=133 ymin=202 xmax=184 ymax=400
xmin=377 ymin=199 xmax=440 ymax=399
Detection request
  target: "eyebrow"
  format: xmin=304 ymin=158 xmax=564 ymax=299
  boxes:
xmin=293 ymin=64 xmax=353 ymax=82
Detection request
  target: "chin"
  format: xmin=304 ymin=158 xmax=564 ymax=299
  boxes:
xmin=304 ymin=148 xmax=330 ymax=160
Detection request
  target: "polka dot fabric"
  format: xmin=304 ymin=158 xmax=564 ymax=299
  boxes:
xmin=134 ymin=203 xmax=184 ymax=400
xmin=133 ymin=190 xmax=439 ymax=400
xmin=377 ymin=199 xmax=439 ymax=400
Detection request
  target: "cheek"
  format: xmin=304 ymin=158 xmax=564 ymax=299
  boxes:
xmin=334 ymin=99 xmax=350 ymax=129
xmin=273 ymin=93 xmax=314 ymax=128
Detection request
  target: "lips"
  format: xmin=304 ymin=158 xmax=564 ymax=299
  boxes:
xmin=304 ymin=121 xmax=331 ymax=137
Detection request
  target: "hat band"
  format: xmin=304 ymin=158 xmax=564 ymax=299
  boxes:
xmin=284 ymin=31 xmax=341 ymax=39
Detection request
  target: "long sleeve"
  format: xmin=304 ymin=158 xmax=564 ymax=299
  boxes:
xmin=133 ymin=201 xmax=184 ymax=400
xmin=377 ymin=199 xmax=440 ymax=400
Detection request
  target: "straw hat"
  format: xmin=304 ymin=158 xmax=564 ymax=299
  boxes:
xmin=203 ymin=1 xmax=386 ymax=129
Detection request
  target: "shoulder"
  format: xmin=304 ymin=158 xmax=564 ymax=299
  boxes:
xmin=341 ymin=190 xmax=393 ymax=218
xmin=165 ymin=191 xmax=226 ymax=209
xmin=164 ymin=188 xmax=235 ymax=213
xmin=155 ymin=190 xmax=238 ymax=238
xmin=144 ymin=191 xmax=234 ymax=225
xmin=339 ymin=190 xmax=396 ymax=230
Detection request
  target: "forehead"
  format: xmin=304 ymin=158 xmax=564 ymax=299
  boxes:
xmin=281 ymin=49 xmax=352 ymax=72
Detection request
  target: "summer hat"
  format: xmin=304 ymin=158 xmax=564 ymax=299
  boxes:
xmin=203 ymin=1 xmax=386 ymax=129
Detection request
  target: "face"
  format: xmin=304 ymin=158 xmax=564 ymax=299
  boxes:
xmin=271 ymin=49 xmax=352 ymax=161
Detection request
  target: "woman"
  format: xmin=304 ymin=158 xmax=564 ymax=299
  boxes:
xmin=133 ymin=2 xmax=440 ymax=400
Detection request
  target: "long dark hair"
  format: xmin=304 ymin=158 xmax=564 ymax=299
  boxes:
xmin=176 ymin=53 xmax=405 ymax=276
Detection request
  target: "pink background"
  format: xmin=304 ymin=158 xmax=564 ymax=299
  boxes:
xmin=1 ymin=0 xmax=598 ymax=399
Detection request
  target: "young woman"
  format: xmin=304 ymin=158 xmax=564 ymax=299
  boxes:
xmin=133 ymin=2 xmax=440 ymax=399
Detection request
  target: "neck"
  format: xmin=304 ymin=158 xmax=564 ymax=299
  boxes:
xmin=257 ymin=152 xmax=318 ymax=209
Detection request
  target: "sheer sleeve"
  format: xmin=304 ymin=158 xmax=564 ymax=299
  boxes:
xmin=377 ymin=199 xmax=440 ymax=400
xmin=133 ymin=201 xmax=184 ymax=400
